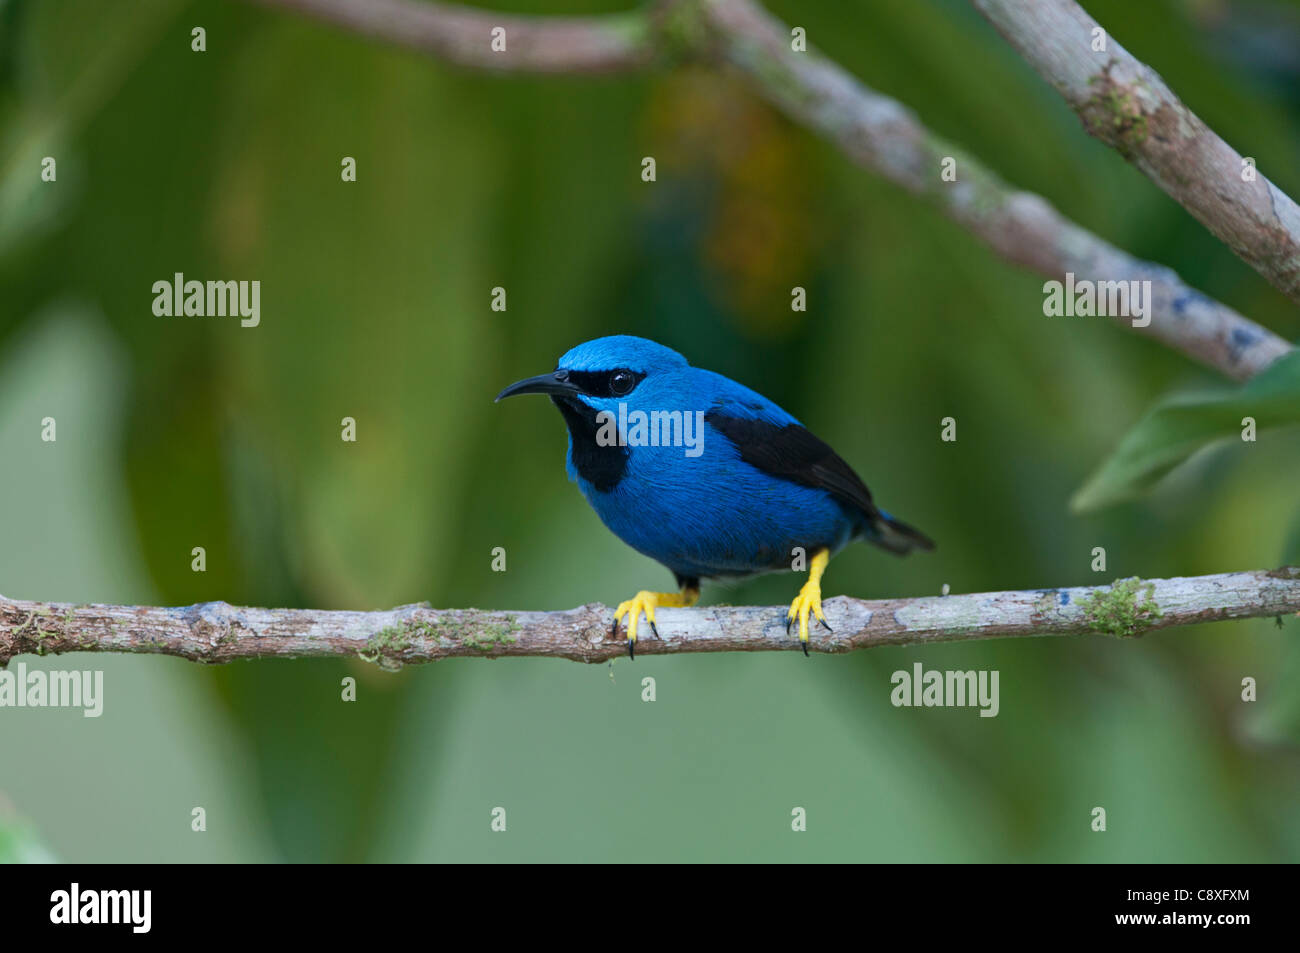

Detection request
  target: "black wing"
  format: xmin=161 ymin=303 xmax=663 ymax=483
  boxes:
xmin=705 ymin=409 xmax=934 ymax=554
xmin=705 ymin=411 xmax=880 ymax=519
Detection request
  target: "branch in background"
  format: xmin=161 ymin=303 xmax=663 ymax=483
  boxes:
xmin=2 ymin=568 xmax=1296 ymax=667
xmin=971 ymin=0 xmax=1300 ymax=309
xmin=245 ymin=0 xmax=1293 ymax=382
xmin=245 ymin=0 xmax=656 ymax=72
xmin=695 ymin=0 xmax=1292 ymax=381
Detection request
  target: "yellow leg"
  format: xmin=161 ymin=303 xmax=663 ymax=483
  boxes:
xmin=787 ymin=548 xmax=832 ymax=655
xmin=613 ymin=584 xmax=700 ymax=658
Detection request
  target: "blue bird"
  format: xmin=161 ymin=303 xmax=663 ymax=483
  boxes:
xmin=496 ymin=335 xmax=934 ymax=657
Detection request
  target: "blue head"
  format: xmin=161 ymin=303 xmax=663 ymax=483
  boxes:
xmin=495 ymin=335 xmax=697 ymax=415
xmin=496 ymin=335 xmax=703 ymax=490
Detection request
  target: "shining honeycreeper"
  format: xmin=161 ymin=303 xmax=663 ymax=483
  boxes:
xmin=496 ymin=336 xmax=934 ymax=657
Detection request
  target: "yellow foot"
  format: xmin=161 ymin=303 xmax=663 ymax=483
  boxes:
xmin=786 ymin=549 xmax=832 ymax=656
xmin=612 ymin=585 xmax=699 ymax=659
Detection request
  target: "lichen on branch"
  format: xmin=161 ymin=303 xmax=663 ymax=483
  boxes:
xmin=2 ymin=567 xmax=1296 ymax=667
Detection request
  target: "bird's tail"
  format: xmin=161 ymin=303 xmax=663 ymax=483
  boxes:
xmin=866 ymin=509 xmax=935 ymax=556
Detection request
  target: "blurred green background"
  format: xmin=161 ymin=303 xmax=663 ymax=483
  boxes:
xmin=2 ymin=0 xmax=1299 ymax=862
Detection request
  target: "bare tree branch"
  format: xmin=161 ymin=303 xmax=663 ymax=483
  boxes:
xmin=243 ymin=0 xmax=1293 ymax=381
xmin=245 ymin=0 xmax=657 ymax=73
xmin=694 ymin=0 xmax=1292 ymax=380
xmin=2 ymin=568 xmax=1296 ymax=667
xmin=970 ymin=0 xmax=1300 ymax=309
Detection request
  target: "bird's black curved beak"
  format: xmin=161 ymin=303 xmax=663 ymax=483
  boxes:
xmin=495 ymin=370 xmax=582 ymax=402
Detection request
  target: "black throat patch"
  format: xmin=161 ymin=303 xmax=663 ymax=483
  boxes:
xmin=552 ymin=395 xmax=627 ymax=492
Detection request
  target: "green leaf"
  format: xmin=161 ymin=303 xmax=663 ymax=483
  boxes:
xmin=1072 ymin=350 xmax=1300 ymax=512
xmin=0 ymin=812 xmax=56 ymax=863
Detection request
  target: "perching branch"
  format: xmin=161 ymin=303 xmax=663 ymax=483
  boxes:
xmin=970 ymin=0 xmax=1300 ymax=309
xmin=2 ymin=568 xmax=1296 ymax=667
xmin=244 ymin=0 xmax=1294 ymax=381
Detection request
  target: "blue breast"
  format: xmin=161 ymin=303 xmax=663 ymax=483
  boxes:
xmin=567 ymin=420 xmax=858 ymax=580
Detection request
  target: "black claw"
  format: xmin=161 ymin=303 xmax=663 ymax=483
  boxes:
xmin=649 ymin=620 xmax=660 ymax=640
xmin=785 ymin=615 xmax=794 ymax=636
xmin=611 ymin=616 xmax=620 ymax=639
xmin=818 ymin=616 xmax=833 ymax=633
xmin=802 ymin=640 xmax=809 ymax=657
xmin=627 ymin=638 xmax=635 ymax=660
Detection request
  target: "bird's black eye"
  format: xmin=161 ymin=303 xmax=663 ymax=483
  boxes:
xmin=609 ymin=370 xmax=636 ymax=396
